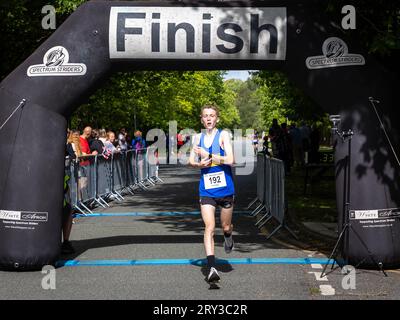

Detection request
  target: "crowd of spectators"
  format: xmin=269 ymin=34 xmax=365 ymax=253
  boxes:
xmin=62 ymin=126 xmax=149 ymax=255
xmin=65 ymin=126 xmax=148 ymax=161
xmin=262 ymin=119 xmax=321 ymax=174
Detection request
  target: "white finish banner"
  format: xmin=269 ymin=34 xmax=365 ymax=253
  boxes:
xmin=109 ymin=6 xmax=286 ymax=60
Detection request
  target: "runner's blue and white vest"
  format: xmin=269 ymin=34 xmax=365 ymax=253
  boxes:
xmin=198 ymin=130 xmax=235 ymax=197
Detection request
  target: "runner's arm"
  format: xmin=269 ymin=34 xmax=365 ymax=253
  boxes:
xmin=189 ymin=134 xmax=211 ymax=168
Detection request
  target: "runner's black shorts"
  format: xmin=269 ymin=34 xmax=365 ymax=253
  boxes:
xmin=199 ymin=195 xmax=235 ymax=209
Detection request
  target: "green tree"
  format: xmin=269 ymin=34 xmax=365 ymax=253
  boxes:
xmin=228 ymin=78 xmax=264 ymax=131
xmin=0 ymin=0 xmax=86 ymax=81
xmin=70 ymin=70 xmax=240 ymax=133
xmin=254 ymin=71 xmax=326 ymax=128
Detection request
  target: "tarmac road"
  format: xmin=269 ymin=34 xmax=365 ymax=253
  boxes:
xmin=0 ymin=162 xmax=399 ymax=300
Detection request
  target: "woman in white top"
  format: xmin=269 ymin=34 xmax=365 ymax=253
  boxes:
xmin=104 ymin=131 xmax=119 ymax=154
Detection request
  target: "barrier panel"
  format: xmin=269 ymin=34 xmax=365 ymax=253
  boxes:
xmin=65 ymin=147 xmax=162 ymax=214
xmin=246 ymin=153 xmax=266 ymax=214
xmin=248 ymin=152 xmax=297 ymax=240
xmin=96 ymin=154 xmax=113 ymax=206
xmin=79 ymin=156 xmax=97 ymax=212
xmin=147 ymin=146 xmax=163 ymax=184
xmin=112 ymin=152 xmax=126 ymax=200
xmin=269 ymin=158 xmax=285 ymax=225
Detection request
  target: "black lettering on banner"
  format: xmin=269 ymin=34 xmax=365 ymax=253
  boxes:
xmin=202 ymin=13 xmax=212 ymax=53
xmin=250 ymin=14 xmax=278 ymax=54
xmin=117 ymin=12 xmax=145 ymax=52
xmin=152 ymin=13 xmax=160 ymax=52
xmin=216 ymin=23 xmax=244 ymax=54
xmin=168 ymin=23 xmax=195 ymax=52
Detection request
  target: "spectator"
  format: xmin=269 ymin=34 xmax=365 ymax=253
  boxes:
xmin=252 ymin=130 xmax=259 ymax=156
xmin=132 ymin=130 xmax=146 ymax=150
xmin=80 ymin=126 xmax=98 ymax=159
xmin=269 ymin=119 xmax=291 ymax=174
xmin=118 ymin=128 xmax=128 ymax=152
xmin=126 ymin=132 xmax=133 ymax=150
xmin=268 ymin=119 xmax=283 ymax=158
xmin=104 ymin=131 xmax=119 ymax=154
xmin=299 ymin=122 xmax=311 ymax=163
xmin=66 ymin=130 xmax=81 ymax=160
xmin=89 ymin=129 xmax=105 ymax=155
xmin=79 ymin=126 xmax=98 ymax=200
xmin=132 ymin=130 xmax=146 ymax=180
xmin=281 ymin=123 xmax=293 ymax=174
xmin=309 ymin=125 xmax=321 ymax=163
xmin=98 ymin=129 xmax=107 ymax=145
xmin=177 ymin=132 xmax=184 ymax=150
xmin=66 ymin=129 xmax=87 ymax=202
xmin=262 ymin=134 xmax=270 ymax=156
xmin=289 ymin=123 xmax=303 ymax=167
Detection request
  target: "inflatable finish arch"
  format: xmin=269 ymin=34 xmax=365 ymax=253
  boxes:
xmin=0 ymin=0 xmax=399 ymax=270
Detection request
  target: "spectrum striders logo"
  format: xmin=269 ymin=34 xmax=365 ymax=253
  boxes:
xmin=27 ymin=46 xmax=87 ymax=77
xmin=306 ymin=37 xmax=365 ymax=69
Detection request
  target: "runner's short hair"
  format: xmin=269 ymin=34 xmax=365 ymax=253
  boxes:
xmin=200 ymin=104 xmax=219 ymax=117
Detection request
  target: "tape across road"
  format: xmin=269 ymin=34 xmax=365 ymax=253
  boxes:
xmin=56 ymin=257 xmax=332 ymax=267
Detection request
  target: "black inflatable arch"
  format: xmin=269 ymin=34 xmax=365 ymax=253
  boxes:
xmin=0 ymin=0 xmax=399 ymax=270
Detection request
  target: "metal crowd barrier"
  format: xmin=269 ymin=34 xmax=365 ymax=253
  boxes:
xmin=247 ymin=152 xmax=297 ymax=240
xmin=65 ymin=147 xmax=162 ymax=215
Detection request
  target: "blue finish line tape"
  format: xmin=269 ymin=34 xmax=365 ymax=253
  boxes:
xmin=56 ymin=257 xmax=332 ymax=267
xmin=74 ymin=211 xmax=252 ymax=218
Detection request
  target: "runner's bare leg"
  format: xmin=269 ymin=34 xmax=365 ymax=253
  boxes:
xmin=201 ymin=204 xmax=216 ymax=256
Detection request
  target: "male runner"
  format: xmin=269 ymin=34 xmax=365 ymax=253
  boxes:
xmin=189 ymin=104 xmax=235 ymax=283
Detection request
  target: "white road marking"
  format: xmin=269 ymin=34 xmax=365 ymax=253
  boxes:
xmin=319 ymin=285 xmax=336 ymax=295
xmin=308 ymin=271 xmax=328 ymax=281
xmin=306 ymin=253 xmax=335 ymax=296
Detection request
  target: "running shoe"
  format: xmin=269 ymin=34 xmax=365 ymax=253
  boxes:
xmin=207 ymin=267 xmax=220 ymax=283
xmin=224 ymin=234 xmax=234 ymax=254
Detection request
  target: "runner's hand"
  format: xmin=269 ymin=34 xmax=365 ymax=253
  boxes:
xmin=193 ymin=146 xmax=209 ymax=158
xmin=199 ymin=158 xmax=212 ymax=168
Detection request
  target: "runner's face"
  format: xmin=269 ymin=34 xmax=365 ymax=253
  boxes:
xmin=201 ymin=108 xmax=218 ymax=130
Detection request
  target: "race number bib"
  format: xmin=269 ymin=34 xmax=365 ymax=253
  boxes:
xmin=204 ymin=171 xmax=227 ymax=190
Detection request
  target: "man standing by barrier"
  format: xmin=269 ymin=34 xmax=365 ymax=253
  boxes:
xmin=79 ymin=126 xmax=98 ymax=197
xmin=189 ymin=104 xmax=235 ymax=284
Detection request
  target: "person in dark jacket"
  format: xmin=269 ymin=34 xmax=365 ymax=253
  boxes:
xmin=89 ymin=129 xmax=105 ymax=154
